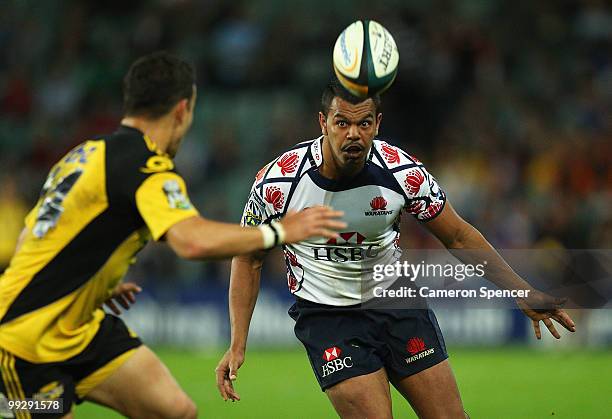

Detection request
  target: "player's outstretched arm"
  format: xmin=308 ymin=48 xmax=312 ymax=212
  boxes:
xmin=215 ymin=252 xmax=265 ymax=402
xmin=423 ymin=200 xmax=576 ymax=339
xmin=166 ymin=206 xmax=346 ymax=260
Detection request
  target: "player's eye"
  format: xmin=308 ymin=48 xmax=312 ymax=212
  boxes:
xmin=360 ymin=120 xmax=372 ymax=128
xmin=337 ymin=121 xmax=348 ymax=128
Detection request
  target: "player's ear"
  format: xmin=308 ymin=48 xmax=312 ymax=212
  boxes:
xmin=318 ymin=112 xmax=328 ymax=135
xmin=174 ymin=99 xmax=189 ymax=124
xmin=375 ymin=112 xmax=382 ymax=135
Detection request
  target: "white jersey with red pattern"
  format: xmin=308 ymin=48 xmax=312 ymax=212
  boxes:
xmin=241 ymin=136 xmax=446 ymax=306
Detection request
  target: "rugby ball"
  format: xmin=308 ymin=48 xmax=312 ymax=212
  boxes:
xmin=333 ymin=20 xmax=399 ymax=97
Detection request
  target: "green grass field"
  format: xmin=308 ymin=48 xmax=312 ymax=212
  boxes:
xmin=76 ymin=347 xmax=612 ymax=418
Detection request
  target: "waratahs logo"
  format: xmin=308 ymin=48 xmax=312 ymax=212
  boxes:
xmin=265 ymin=186 xmax=285 ymax=211
xmin=405 ymin=337 xmax=435 ymax=364
xmin=365 ymin=196 xmax=393 ymax=216
xmin=381 ymin=144 xmax=400 ymax=164
xmin=277 ymin=152 xmax=299 ymax=176
xmin=371 ymin=196 xmax=387 ymax=210
xmin=404 ymin=168 xmax=425 ymax=196
xmin=407 ymin=337 xmax=426 ymax=355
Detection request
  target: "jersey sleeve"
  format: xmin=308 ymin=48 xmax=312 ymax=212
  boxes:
xmin=240 ymin=180 xmax=270 ymax=227
xmin=402 ymin=164 xmax=446 ymax=221
xmin=135 ymin=172 xmax=199 ymax=240
xmin=240 ymin=162 xmax=280 ymax=226
xmin=373 ymin=141 xmax=447 ymax=222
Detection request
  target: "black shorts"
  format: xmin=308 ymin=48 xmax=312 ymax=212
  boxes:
xmin=0 ymin=314 xmax=141 ymax=419
xmin=289 ymin=298 xmax=448 ymax=391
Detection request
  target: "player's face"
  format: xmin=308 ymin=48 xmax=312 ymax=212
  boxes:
xmin=168 ymin=85 xmax=197 ymax=156
xmin=319 ymin=96 xmax=381 ymax=172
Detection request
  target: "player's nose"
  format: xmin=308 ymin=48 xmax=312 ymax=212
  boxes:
xmin=347 ymin=124 xmax=360 ymax=140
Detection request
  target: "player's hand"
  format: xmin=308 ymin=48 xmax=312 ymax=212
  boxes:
xmin=516 ymin=289 xmax=576 ymax=339
xmin=104 ymin=282 xmax=142 ymax=315
xmin=215 ymin=349 xmax=244 ymax=402
xmin=280 ymin=206 xmax=347 ymax=243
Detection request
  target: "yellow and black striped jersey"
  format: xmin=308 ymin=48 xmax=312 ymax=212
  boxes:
xmin=0 ymin=125 xmax=199 ymax=363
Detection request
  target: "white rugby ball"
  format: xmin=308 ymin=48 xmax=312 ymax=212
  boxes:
xmin=333 ymin=20 xmax=399 ymax=97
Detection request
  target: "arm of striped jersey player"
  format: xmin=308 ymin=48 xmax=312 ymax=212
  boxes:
xmin=423 ymin=200 xmax=576 ymax=339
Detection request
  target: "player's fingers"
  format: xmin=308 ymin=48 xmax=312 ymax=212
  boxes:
xmin=308 ymin=207 xmax=344 ymax=219
xmin=225 ymin=379 xmax=240 ymax=401
xmin=105 ymin=300 xmax=120 ymax=315
xmin=317 ymin=228 xmax=341 ymax=239
xmin=532 ymin=320 xmax=541 ymax=340
xmin=118 ymin=294 xmax=130 ymax=310
xmin=553 ymin=310 xmax=576 ymax=332
xmin=321 ymin=209 xmax=345 ymax=218
xmin=322 ymin=220 xmax=348 ymax=230
xmin=121 ymin=283 xmax=141 ymax=292
xmin=543 ymin=318 xmax=561 ymax=339
xmin=126 ymin=291 xmax=136 ymax=304
xmin=215 ymin=367 xmax=229 ymax=401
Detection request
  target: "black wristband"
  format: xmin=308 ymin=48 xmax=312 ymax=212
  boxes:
xmin=268 ymin=222 xmax=280 ymax=247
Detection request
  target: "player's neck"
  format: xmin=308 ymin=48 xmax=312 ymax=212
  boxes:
xmin=320 ymin=136 xmax=365 ymax=180
xmin=120 ymin=116 xmax=173 ymax=155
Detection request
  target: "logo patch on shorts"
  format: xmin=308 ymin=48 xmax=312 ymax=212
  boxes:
xmin=321 ymin=346 xmax=353 ymax=378
xmin=0 ymin=393 xmax=15 ymax=418
xmin=405 ymin=337 xmax=435 ymax=364
xmin=323 ymin=347 xmax=342 ymax=362
xmin=34 ymin=381 xmax=64 ymax=401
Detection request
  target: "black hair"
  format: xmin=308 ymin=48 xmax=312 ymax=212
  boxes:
xmin=123 ymin=51 xmax=195 ymax=119
xmin=321 ymin=78 xmax=381 ymax=116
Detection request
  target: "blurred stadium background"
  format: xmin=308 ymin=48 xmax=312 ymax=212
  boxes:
xmin=1 ymin=0 xmax=611 ymax=417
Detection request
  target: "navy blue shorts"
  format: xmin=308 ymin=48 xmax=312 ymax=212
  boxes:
xmin=288 ymin=298 xmax=448 ymax=391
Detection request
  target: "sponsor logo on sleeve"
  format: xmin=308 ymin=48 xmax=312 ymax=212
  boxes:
xmin=264 ymin=186 xmax=285 ymax=211
xmin=404 ymin=169 xmax=425 ymax=196
xmin=162 ymin=180 xmax=193 ymax=210
xmin=381 ymin=144 xmax=401 ymax=164
xmin=277 ymin=152 xmax=300 ymax=176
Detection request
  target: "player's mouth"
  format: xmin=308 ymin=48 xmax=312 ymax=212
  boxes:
xmin=342 ymin=144 xmax=364 ymax=159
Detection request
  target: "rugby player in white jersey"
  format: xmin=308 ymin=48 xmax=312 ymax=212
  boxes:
xmin=216 ymin=81 xmax=576 ymax=418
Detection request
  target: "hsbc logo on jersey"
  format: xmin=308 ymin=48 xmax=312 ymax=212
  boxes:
xmin=313 ymin=232 xmax=380 ymax=263
xmin=365 ymin=196 xmax=394 ymax=216
xmin=321 ymin=347 xmax=353 ymax=378
xmin=405 ymin=337 xmax=435 ymax=364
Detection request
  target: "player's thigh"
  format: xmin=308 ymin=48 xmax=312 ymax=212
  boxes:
xmin=392 ymin=359 xmax=465 ymax=419
xmin=325 ymin=368 xmax=392 ymax=419
xmin=84 ymin=345 xmax=196 ymax=419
